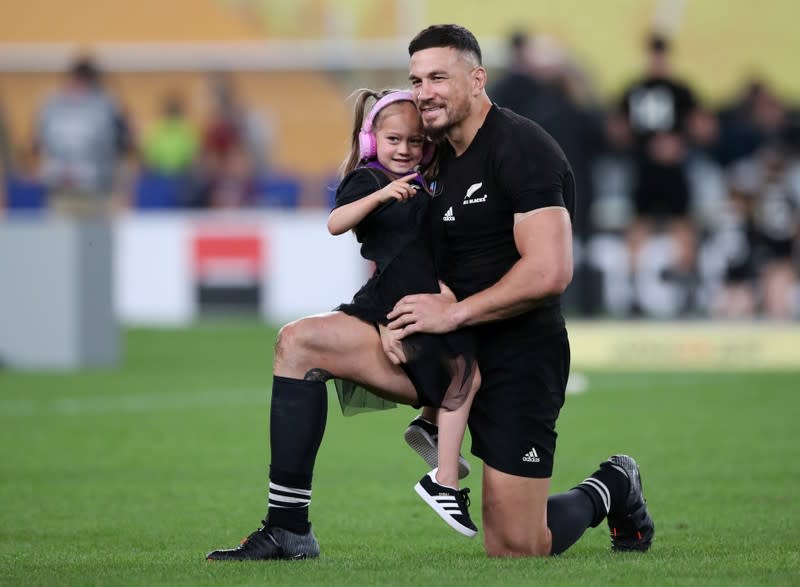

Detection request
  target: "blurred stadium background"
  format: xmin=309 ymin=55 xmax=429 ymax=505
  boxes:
xmin=2 ymin=0 xmax=800 ymax=367
xmin=1 ymin=1 xmax=799 ymax=584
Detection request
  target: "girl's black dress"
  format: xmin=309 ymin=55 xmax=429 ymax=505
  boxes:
xmin=332 ymin=166 xmax=476 ymax=415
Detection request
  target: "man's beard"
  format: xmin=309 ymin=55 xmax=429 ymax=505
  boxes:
xmin=421 ymin=101 xmax=469 ymax=141
xmin=424 ymin=122 xmax=450 ymax=142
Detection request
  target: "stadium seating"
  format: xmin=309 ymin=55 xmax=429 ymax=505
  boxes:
xmin=323 ymin=174 xmax=340 ymax=210
xmin=255 ymin=173 xmax=301 ymax=208
xmin=133 ymin=170 xmax=190 ymax=209
xmin=4 ymin=176 xmax=47 ymax=212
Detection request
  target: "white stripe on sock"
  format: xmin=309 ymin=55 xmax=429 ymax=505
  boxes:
xmin=581 ymin=477 xmax=611 ymax=514
xmin=269 ymin=482 xmax=312 ymax=496
xmin=268 ymin=494 xmax=310 ymax=505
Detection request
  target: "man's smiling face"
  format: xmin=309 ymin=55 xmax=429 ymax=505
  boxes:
xmin=409 ymin=46 xmax=478 ymax=139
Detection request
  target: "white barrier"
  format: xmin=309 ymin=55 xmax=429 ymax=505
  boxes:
xmin=113 ymin=210 xmax=370 ymax=326
xmin=0 ymin=218 xmax=119 ymax=369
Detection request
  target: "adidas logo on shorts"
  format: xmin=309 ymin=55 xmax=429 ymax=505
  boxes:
xmin=522 ymin=447 xmax=541 ymax=463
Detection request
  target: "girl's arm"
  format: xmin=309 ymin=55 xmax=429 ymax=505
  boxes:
xmin=328 ymin=172 xmax=419 ymax=235
xmin=327 ymin=190 xmax=385 ymax=235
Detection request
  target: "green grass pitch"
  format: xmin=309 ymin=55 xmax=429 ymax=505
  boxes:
xmin=1 ymin=321 xmax=798 ymax=585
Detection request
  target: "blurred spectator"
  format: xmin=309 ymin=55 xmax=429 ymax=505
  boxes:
xmin=204 ymin=72 xmax=274 ymax=174
xmin=142 ymin=93 xmax=199 ymax=175
xmin=209 ymin=147 xmax=259 ymax=208
xmin=715 ymin=128 xmax=800 ymax=319
xmin=488 ymin=31 xmax=544 ymax=117
xmin=490 ymin=32 xmax=603 ymax=238
xmin=202 ymin=72 xmax=242 ymax=173
xmin=708 ymin=190 xmax=759 ymax=319
xmin=0 ymin=99 xmax=11 ymax=180
xmin=34 ymin=56 xmax=129 ymax=217
xmin=489 ymin=31 xmax=604 ymax=314
xmin=0 ymin=99 xmax=10 ymax=209
xmin=615 ymin=32 xmax=704 ymax=312
xmin=197 ymin=72 xmax=272 ymax=208
xmin=715 ymin=79 xmax=789 ymax=167
xmin=683 ymin=106 xmax=728 ymax=252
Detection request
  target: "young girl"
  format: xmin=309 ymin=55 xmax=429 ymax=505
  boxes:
xmin=328 ymin=89 xmax=480 ymax=537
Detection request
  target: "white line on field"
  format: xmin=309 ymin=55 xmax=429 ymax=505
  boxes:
xmin=0 ymin=389 xmax=268 ymax=417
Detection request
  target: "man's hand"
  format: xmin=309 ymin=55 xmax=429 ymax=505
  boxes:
xmin=377 ymin=323 xmax=407 ymax=365
xmin=387 ymin=281 xmax=460 ymax=338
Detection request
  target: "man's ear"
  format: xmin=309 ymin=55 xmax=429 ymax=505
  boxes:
xmin=472 ymin=66 xmax=487 ymax=95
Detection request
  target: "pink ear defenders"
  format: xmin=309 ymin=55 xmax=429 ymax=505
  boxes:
xmin=358 ymin=91 xmax=435 ymax=165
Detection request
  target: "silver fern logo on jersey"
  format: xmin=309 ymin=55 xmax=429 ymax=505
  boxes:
xmin=463 ymin=182 xmax=488 ymax=205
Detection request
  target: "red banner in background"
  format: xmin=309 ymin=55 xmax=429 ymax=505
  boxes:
xmin=192 ymin=231 xmax=264 ymax=286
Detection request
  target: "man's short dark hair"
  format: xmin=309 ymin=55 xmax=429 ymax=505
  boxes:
xmin=408 ymin=24 xmax=482 ymax=65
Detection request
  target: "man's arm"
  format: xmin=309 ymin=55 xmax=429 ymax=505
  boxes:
xmin=387 ymin=206 xmax=573 ymax=335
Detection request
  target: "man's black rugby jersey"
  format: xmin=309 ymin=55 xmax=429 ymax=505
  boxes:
xmin=430 ymin=104 xmax=575 ymax=332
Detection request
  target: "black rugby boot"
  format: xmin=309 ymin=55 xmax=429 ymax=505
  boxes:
xmin=602 ymin=455 xmax=655 ymax=552
xmin=206 ymin=521 xmax=320 ymax=561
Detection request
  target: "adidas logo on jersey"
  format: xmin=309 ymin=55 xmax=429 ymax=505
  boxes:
xmin=442 ymin=206 xmax=455 ymax=222
xmin=522 ymin=447 xmax=541 ymax=463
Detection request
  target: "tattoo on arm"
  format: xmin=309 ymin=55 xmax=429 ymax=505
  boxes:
xmin=304 ymin=368 xmax=332 ymax=382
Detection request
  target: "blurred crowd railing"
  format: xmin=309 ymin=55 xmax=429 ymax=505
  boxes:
xmin=1 ymin=38 xmax=798 ymax=322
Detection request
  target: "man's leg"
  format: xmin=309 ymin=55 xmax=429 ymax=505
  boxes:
xmin=266 ymin=313 xmax=418 ymax=534
xmin=207 ymin=312 xmax=418 ymax=561
xmin=481 ymin=456 xmax=654 ymax=558
xmin=472 ymin=323 xmax=654 ymax=557
xmin=482 ymin=466 xmax=552 ymax=557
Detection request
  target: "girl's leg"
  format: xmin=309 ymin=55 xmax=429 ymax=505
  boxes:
xmin=435 ymin=364 xmax=481 ymax=488
xmin=420 ymin=405 xmax=437 ymax=424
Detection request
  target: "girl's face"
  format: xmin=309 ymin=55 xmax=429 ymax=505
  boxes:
xmin=373 ymin=101 xmax=425 ymax=176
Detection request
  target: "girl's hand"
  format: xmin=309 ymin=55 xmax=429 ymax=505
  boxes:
xmin=376 ymin=173 xmax=419 ymax=202
xmin=378 ymin=323 xmax=408 ymax=365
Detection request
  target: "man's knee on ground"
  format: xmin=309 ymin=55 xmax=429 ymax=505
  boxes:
xmin=482 ymin=496 xmax=552 ymax=558
xmin=483 ymin=530 xmax=552 ymax=558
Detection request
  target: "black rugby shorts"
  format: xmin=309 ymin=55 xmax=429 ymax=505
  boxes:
xmin=467 ymin=327 xmax=570 ymax=478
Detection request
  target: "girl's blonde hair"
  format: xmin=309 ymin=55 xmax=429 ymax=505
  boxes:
xmin=339 ymin=88 xmax=438 ymax=183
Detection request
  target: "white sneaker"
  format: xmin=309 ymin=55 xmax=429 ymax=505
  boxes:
xmin=414 ymin=469 xmax=477 ymax=538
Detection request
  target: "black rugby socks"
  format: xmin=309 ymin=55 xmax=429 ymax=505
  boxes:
xmin=265 ymin=376 xmax=328 ymax=534
xmin=547 ymin=465 xmax=629 ymax=554
xmin=547 ymin=489 xmax=596 ymax=555
xmin=576 ymin=465 xmax=629 ymax=526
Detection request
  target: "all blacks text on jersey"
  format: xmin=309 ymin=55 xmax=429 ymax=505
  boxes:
xmin=463 ymin=182 xmax=488 ymax=205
